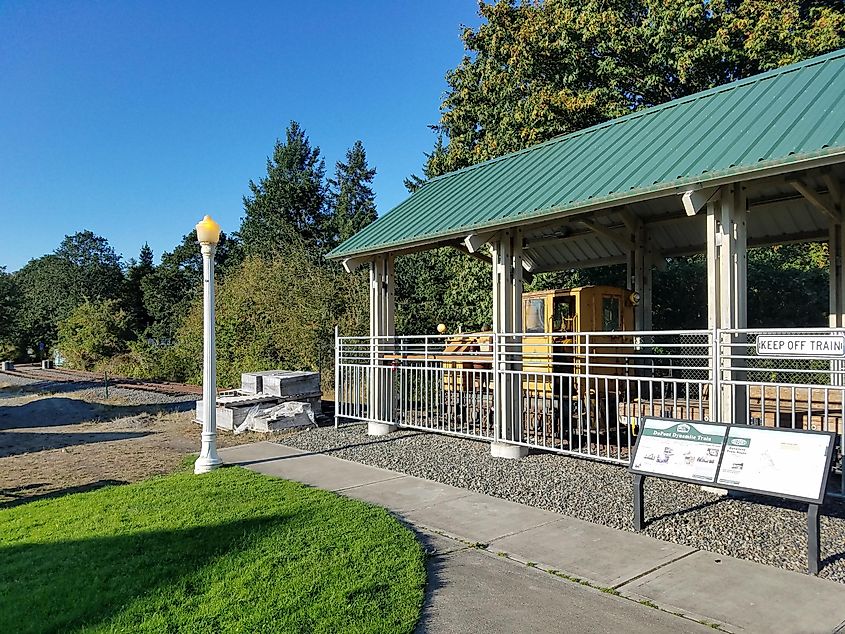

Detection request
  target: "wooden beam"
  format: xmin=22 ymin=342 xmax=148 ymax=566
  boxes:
xmin=463 ymin=231 xmax=497 ymax=253
xmin=789 ymin=178 xmax=840 ymax=222
xmin=342 ymin=255 xmax=370 ymax=273
xmin=617 ymin=207 xmax=641 ymax=233
xmin=579 ymin=219 xmax=636 ymax=251
xmin=452 ymin=243 xmax=534 ymax=283
xmin=822 ymin=173 xmax=843 ymax=213
xmin=682 ymin=186 xmax=721 ymax=216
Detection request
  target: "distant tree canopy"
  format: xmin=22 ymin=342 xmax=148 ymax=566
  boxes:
xmin=11 ymin=231 xmax=125 ymax=355
xmin=425 ymin=0 xmax=845 ymax=176
xmin=0 ymin=267 xmax=17 ymax=356
xmin=141 ymin=230 xmax=236 ymax=342
xmin=396 ymin=0 xmax=845 ymax=333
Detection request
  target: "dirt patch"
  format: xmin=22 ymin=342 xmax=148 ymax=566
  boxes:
xmin=0 ymin=378 xmax=291 ymax=508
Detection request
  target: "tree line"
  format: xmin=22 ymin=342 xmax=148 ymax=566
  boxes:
xmin=1 ymin=0 xmax=841 ymax=386
xmin=0 ymin=123 xmax=377 ymax=386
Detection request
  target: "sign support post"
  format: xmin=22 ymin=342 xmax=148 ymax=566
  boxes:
xmin=808 ymin=503 xmax=821 ymax=575
xmin=633 ymin=473 xmax=645 ymax=531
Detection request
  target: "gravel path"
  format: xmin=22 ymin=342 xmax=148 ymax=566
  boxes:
xmin=283 ymin=425 xmax=845 ymax=583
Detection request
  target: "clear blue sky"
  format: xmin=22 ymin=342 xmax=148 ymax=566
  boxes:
xmin=0 ymin=1 xmax=480 ymax=271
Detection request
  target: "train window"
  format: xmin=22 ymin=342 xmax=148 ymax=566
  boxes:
xmin=552 ymin=297 xmax=576 ymax=332
xmin=524 ymin=298 xmax=545 ymax=333
xmin=602 ymin=297 xmax=620 ymax=331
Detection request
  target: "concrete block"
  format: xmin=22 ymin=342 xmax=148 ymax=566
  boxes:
xmin=620 ymin=550 xmax=845 ymax=633
xmin=195 ymin=397 xmax=279 ymax=431
xmin=368 ymin=421 xmax=398 ymax=436
xmin=240 ymin=370 xmax=283 ymax=395
xmin=490 ymin=442 xmax=529 ymax=459
xmin=263 ymin=371 xmax=321 ymax=398
xmin=488 ymin=517 xmax=694 ymax=588
xmin=403 ymin=492 xmax=560 ymax=544
xmin=0 ymin=361 xmax=13 ymax=371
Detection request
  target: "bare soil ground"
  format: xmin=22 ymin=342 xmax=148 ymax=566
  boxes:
xmin=0 ymin=372 xmax=282 ymax=508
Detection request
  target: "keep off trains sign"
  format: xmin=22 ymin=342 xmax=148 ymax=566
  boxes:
xmin=755 ymin=335 xmax=845 ymax=358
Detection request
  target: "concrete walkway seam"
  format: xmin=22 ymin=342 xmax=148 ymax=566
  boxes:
xmin=612 ymin=549 xmax=701 ymax=590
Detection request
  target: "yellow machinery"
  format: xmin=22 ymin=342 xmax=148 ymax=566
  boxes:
xmin=440 ymin=285 xmax=637 ymax=435
xmin=521 ymin=285 xmax=634 ymax=379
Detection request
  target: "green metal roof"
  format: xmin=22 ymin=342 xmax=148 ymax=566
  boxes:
xmin=329 ymin=48 xmax=845 ymax=260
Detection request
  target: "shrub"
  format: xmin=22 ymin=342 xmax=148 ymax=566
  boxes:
xmin=57 ymin=299 xmax=132 ymax=370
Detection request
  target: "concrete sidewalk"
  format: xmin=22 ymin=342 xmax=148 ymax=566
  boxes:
xmin=220 ymin=441 xmax=845 ymax=634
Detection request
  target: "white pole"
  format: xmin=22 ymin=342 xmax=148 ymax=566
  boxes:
xmin=195 ymin=241 xmax=222 ymax=474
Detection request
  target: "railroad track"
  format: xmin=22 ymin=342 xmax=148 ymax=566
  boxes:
xmin=0 ymin=363 xmax=202 ymax=396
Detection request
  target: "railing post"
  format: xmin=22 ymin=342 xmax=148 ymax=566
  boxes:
xmin=493 ymin=331 xmax=501 ymax=443
xmin=334 ymin=325 xmax=340 ymax=429
xmin=712 ymin=327 xmax=720 ymax=423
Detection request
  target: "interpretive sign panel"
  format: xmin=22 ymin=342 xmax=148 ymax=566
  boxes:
xmin=630 ymin=418 xmax=728 ymax=484
xmin=630 ymin=417 xmax=836 ymax=574
xmin=716 ymin=426 xmax=836 ymax=504
xmin=756 ymin=334 xmax=845 ymax=358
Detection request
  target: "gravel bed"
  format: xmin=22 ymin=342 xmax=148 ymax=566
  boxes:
xmin=283 ymin=425 xmax=845 ymax=583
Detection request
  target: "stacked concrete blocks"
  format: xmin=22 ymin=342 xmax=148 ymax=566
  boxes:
xmin=196 ymin=370 xmax=322 ymax=434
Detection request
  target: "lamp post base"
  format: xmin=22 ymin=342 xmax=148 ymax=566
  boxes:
xmin=194 ymin=430 xmax=222 ymax=474
xmin=194 ymin=455 xmax=223 ymax=474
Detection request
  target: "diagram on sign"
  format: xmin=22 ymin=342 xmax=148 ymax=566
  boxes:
xmin=716 ymin=427 xmax=831 ymax=500
xmin=631 ymin=419 xmax=727 ymax=483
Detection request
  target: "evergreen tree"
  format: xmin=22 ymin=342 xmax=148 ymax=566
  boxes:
xmin=239 ymin=121 xmax=328 ymax=257
xmin=125 ymin=243 xmax=155 ymax=333
xmin=328 ymin=140 xmax=377 ymax=246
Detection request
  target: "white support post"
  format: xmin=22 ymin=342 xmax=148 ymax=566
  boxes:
xmin=829 ymin=184 xmax=845 ymax=385
xmin=491 ymin=231 xmax=527 ymax=459
xmin=633 ymin=224 xmax=653 ymax=332
xmin=368 ymin=254 xmax=397 ymax=436
xmin=711 ymin=184 xmax=748 ymax=424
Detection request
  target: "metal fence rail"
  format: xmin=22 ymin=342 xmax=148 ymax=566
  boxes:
xmin=336 ymin=327 xmax=845 ymax=493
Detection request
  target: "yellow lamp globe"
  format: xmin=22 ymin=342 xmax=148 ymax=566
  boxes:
xmin=436 ymin=323 xmax=447 ymax=334
xmin=196 ymin=215 xmax=221 ymax=245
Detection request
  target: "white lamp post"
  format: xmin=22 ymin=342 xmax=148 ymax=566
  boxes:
xmin=194 ymin=214 xmax=223 ymax=474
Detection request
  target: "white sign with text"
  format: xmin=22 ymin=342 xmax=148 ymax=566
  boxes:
xmin=756 ymin=335 xmax=845 ymax=358
xmin=631 ymin=419 xmax=727 ymax=483
xmin=716 ymin=426 xmax=832 ymax=501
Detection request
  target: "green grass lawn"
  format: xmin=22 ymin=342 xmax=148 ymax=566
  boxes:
xmin=0 ymin=465 xmax=426 ymax=633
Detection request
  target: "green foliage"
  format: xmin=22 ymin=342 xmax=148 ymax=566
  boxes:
xmin=396 ymin=248 xmax=492 ymax=335
xmin=167 ymin=243 xmax=369 ymax=387
xmin=124 ymin=243 xmax=155 ymax=333
xmin=140 ymin=230 xmax=236 ymax=342
xmin=10 ymin=255 xmax=74 ymax=355
xmin=747 ymin=244 xmax=829 ymax=328
xmin=0 ymin=467 xmax=425 ymax=633
xmin=238 ymin=121 xmax=329 ymax=258
xmin=54 ymin=230 xmax=125 ymax=305
xmin=11 ymin=231 xmax=124 ymax=357
xmin=427 ymin=0 xmax=845 ymax=176
xmin=0 ymin=267 xmax=18 ymax=358
xmin=329 ymin=140 xmax=378 ymax=245
xmin=57 ymin=299 xmax=132 ymax=370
